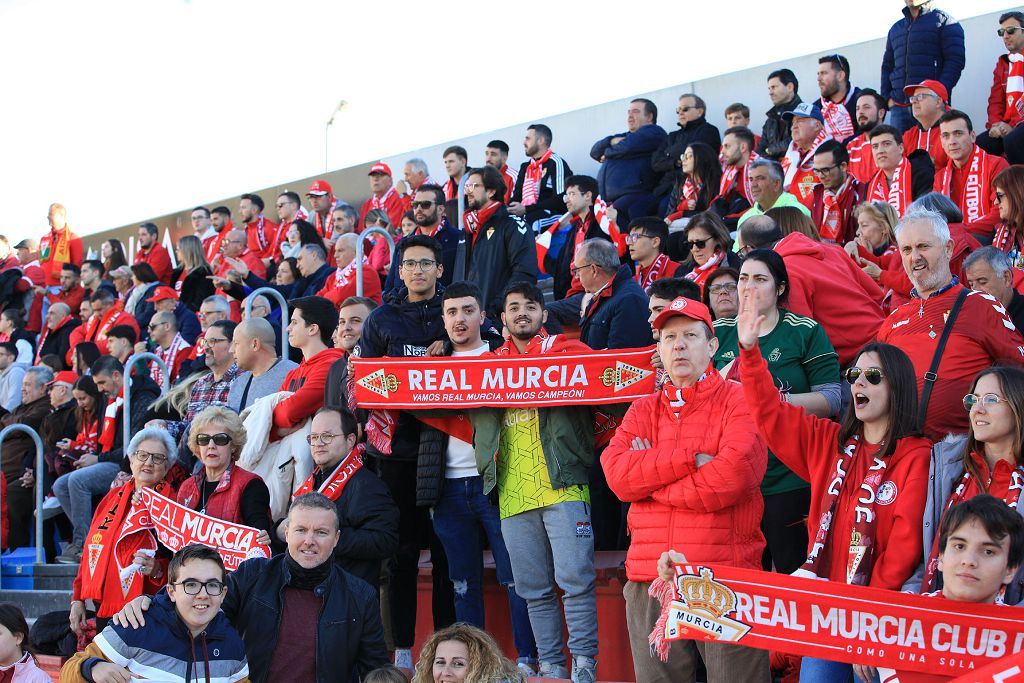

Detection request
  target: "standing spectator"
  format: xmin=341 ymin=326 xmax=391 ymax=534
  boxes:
xmin=383 ymin=184 xmax=461 ymax=293
xmin=780 ymin=102 xmax=833 ymax=209
xmin=865 ymin=124 xmax=936 ymax=216
xmin=810 ymin=139 xmax=867 ymax=245
xmin=13 ymin=238 xmax=44 ymax=334
xmin=306 ymin=179 xmax=337 ymax=241
xmin=101 ymin=238 xmax=128 ymax=274
xmin=49 ymin=263 xmax=85 ymax=313
xmin=226 ymin=317 xmax=297 ymax=413
xmin=934 ymin=110 xmax=1008 ymax=240
xmin=360 ymin=161 xmax=410 ymax=229
xmin=0 ymin=342 xmax=26 ymax=414
xmin=540 ymin=175 xmax=611 ymax=300
xmin=133 ymin=223 xmax=173 ymax=285
xmin=846 ymin=89 xmax=889 ymax=183
xmin=203 ymin=206 xmax=231 ymax=264
xmin=484 ymin=139 xmax=518 ymax=201
xmin=737 ymin=159 xmax=812 ymax=227
xmin=324 ymin=296 xmax=375 ymax=425
xmin=602 ymin=297 xmax=769 ymax=682
xmin=238 ymin=193 xmax=279 ymax=263
xmin=442 ymin=146 xmax=469 ymax=201
xmin=963 ymin=247 xmax=1024 ymax=331
xmin=191 ymin=204 xmax=213 ymax=240
xmin=2 ymin=366 xmax=53 ymax=549
xmin=509 ymin=124 xmax=573 ymax=233
xmin=591 ymin=98 xmax=668 ymax=223
xmin=710 ymin=126 xmax=758 ymax=226
xmin=903 ymin=79 xmax=950 ymax=168
xmin=317 ymin=233 xmax=382 ymax=307
xmin=39 ymin=203 xmax=84 ymax=288
xmin=757 ymin=68 xmax=803 ymax=160
xmin=817 ymin=54 xmax=861 ymax=143
xmin=169 ymin=234 xmax=215 ymax=312
xmin=881 ymin=0 xmax=965 ymax=133
xmin=651 ymin=94 xmax=722 ymax=209
xmin=664 ymin=142 xmax=723 ymax=226
xmin=978 ymin=11 xmax=1024 ymax=164
xmin=270 ymin=191 xmax=306 ymax=261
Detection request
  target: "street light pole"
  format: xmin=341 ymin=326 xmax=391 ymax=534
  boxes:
xmin=324 ymin=99 xmax=348 ymax=171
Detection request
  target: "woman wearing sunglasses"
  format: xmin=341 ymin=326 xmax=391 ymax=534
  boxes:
xmin=675 ymin=212 xmax=740 ymax=294
xmin=735 ymin=286 xmax=931 ymax=683
xmin=176 ymin=406 xmax=274 ymax=546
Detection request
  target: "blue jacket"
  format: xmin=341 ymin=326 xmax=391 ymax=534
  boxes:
xmin=173 ymin=301 xmax=201 ymax=345
xmin=579 ymin=264 xmax=654 ymax=350
xmin=881 ymin=4 xmax=965 ymax=104
xmin=591 ymin=124 xmax=668 ymax=201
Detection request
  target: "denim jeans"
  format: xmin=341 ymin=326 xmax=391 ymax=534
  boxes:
xmin=431 ymin=476 xmax=536 ymax=660
xmin=885 ymin=105 xmax=916 ymax=135
xmin=799 ymin=657 xmax=871 ymax=682
xmin=501 ymin=500 xmax=597 ymax=667
xmin=53 ymin=462 xmax=121 ymax=545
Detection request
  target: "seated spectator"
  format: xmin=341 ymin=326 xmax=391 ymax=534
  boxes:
xmin=35 ymin=302 xmax=79 ymax=368
xmin=411 ymin=624 xmax=524 ymax=683
xmin=710 ymin=126 xmax=757 ymax=226
xmin=963 ymin=247 xmax=1024 ymax=334
xmin=664 ymin=142 xmax=721 ymax=226
xmin=846 ymin=89 xmax=888 ymax=184
xmin=878 ymin=208 xmax=1024 ymax=440
xmin=133 ymin=222 xmax=173 ymax=284
xmin=766 ymin=205 xmax=821 ymax=241
xmin=143 ymin=310 xmax=192 ymax=386
xmin=170 ymin=234 xmax=215 ymax=313
xmin=269 ymin=191 xmax=307 ymax=262
xmin=402 ymin=157 xmax=439 ymax=199
xmin=102 ymin=239 xmax=129 ymax=273
xmin=758 ymin=68 xmax=803 ymax=160
xmin=0 ymin=603 xmax=50 ymax=682
xmin=810 ymin=139 xmax=866 ymax=245
xmin=108 ymin=265 xmax=133 ymax=304
xmin=908 ymin=192 xmax=981 ymax=284
xmin=724 ymin=102 xmax=752 ymax=129
xmin=737 ymin=159 xmax=812 ymax=227
xmin=383 ymin=184 xmax=460 ymax=293
xmin=781 ymin=102 xmax=833 ymax=209
xmin=0 ymin=309 xmax=35 ymax=363
xmin=360 ymin=161 xmax=410 ymax=229
xmin=2 ymin=366 xmax=53 ymax=549
xmin=61 ymin=544 xmax=249 ymax=683
xmin=677 ymin=212 xmax=740 ymax=293
xmin=324 ymin=296 xmax=375 ymax=419
xmin=903 ymin=79 xmax=950 ymax=168
xmin=0 ymin=343 xmax=26 ymax=415
xmin=978 ymin=11 xmax=1024 ymax=165
xmin=993 ymin=165 xmax=1024 ymax=258
xmin=652 ymin=94 xmax=722 ymax=209
xmin=239 ymin=192 xmax=280 ymax=263
xmin=274 ymin=256 xmax=301 ymax=287
xmin=49 ymin=263 xmax=85 ymax=313
xmin=629 ymin=218 xmax=684 ymax=290
xmin=645 ymin=277 xmax=702 ymax=336
xmin=509 ymin=124 xmax=573 ymax=234
xmin=306 ymin=180 xmax=337 ymax=239
xmin=442 ymin=145 xmax=469 ymax=201
xmin=125 ymin=263 xmax=160 ymax=329
xmin=280 ymin=219 xmax=327 ymax=261
xmin=317 ymin=233 xmax=382 ymax=307
xmin=226 ymin=317 xmax=297 ymax=413
xmin=703 ymin=267 xmax=740 ymax=320
xmin=590 ymin=98 xmax=668 ymax=223
xmin=361 ymin=208 xmax=396 ymax=276
xmin=571 ymin=238 xmax=652 ymax=351
xmin=484 ymin=139 xmax=518 ymax=201
xmin=539 ymin=174 xmax=611 ymax=300
xmin=145 ymin=285 xmax=201 ymax=345
xmin=865 ymin=124 xmax=935 ymax=216
xmin=845 ymin=201 xmax=906 ymax=310
xmin=52 ymin=375 xmax=103 ymax=480
xmin=816 ymin=54 xmax=860 ymax=143
xmin=934 ymin=110 xmax=1007 ymax=241
xmin=212 ymin=229 xmax=266 ymax=320
xmin=104 ymin=324 xmax=138 ymax=364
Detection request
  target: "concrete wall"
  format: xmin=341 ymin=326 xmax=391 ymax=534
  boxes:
xmin=92 ymin=7 xmax=1010 ymax=261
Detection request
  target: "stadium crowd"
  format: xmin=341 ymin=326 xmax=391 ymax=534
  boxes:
xmin=2 ymin=2 xmax=1024 ymax=682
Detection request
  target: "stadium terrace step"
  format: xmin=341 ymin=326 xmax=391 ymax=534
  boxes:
xmin=32 ymin=563 xmax=79 ymax=591
xmin=0 ymin=588 xmax=72 ymax=621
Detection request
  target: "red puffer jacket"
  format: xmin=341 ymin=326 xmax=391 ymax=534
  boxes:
xmin=602 ymin=370 xmax=767 ymax=582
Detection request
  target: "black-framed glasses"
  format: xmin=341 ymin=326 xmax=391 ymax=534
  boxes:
xmin=999 ymin=27 xmax=1023 ymax=37
xmin=687 ymin=238 xmax=713 ymax=250
xmin=844 ymin=367 xmax=885 ymax=385
xmin=401 ymin=259 xmax=437 ymax=271
xmin=306 ymin=432 xmax=341 ymax=446
xmin=410 ymin=201 xmax=436 ymax=210
xmin=964 ymin=393 xmax=1009 ymax=411
xmin=625 ymin=232 xmax=654 ymax=244
xmin=196 ymin=433 xmax=232 ymax=447
xmin=132 ymin=450 xmax=168 ymax=465
xmin=170 ymin=579 xmax=225 ymax=596
xmin=812 ymin=164 xmax=839 ymax=176
xmin=203 ymin=337 xmax=229 ymax=349
xmin=569 ymin=263 xmax=595 ymax=276
xmin=676 ymin=106 xmax=694 ymax=114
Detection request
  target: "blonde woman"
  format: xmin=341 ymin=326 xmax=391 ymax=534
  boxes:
xmin=412 ymin=624 xmax=524 ymax=683
xmin=845 ymin=201 xmax=905 ymax=311
xmin=171 ymin=235 xmax=215 ymax=312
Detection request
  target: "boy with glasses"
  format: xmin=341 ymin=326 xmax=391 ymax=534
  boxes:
xmin=628 ymin=217 xmax=684 ymax=289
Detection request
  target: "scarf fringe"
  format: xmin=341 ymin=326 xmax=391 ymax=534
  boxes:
xmin=647 ymin=577 xmax=676 ymax=663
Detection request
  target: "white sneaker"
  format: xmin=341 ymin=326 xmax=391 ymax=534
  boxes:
xmin=571 ymin=655 xmax=597 ymax=683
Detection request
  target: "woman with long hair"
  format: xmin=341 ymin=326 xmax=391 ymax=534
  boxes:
xmin=363 ymin=209 xmax=394 ymax=275
xmin=125 ymin=263 xmax=160 ymax=329
xmin=53 ymin=376 xmax=106 ymax=480
xmin=0 ymin=603 xmax=49 ymax=681
xmin=275 ymin=257 xmax=301 ymax=287
xmin=171 ymin=235 xmax=215 ymax=312
xmin=72 ymin=342 xmax=100 ymax=376
xmin=101 ymin=239 xmax=128 ymax=272
xmin=766 ymin=205 xmax=820 ymax=241
xmin=674 ymin=212 xmax=738 ymax=294
xmin=665 ymin=142 xmax=722 ymax=225
xmin=412 ymin=624 xmax=524 ymax=683
xmin=993 ymin=165 xmax=1024 ymax=260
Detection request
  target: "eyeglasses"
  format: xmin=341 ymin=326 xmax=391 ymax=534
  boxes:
xmin=998 ymin=26 xmax=1023 ymax=37
xmin=196 ymin=432 xmax=232 ymax=447
xmin=400 ymin=259 xmax=437 ymax=271
xmin=170 ymin=579 xmax=225 ymax=596
xmin=203 ymin=337 xmax=229 ymax=349
xmin=812 ymin=164 xmax=839 ymax=176
xmin=676 ymin=106 xmax=695 ymax=114
xmin=909 ymin=93 xmax=939 ymax=103
xmin=687 ymin=238 xmax=713 ymax=250
xmin=306 ymin=432 xmax=341 ymax=445
xmin=569 ymin=263 xmax=595 ymax=276
xmin=844 ymin=367 xmax=885 ymax=385
xmin=410 ymin=201 xmax=436 ymax=209
xmin=147 ymin=322 xmax=167 ymax=331
xmin=708 ymin=282 xmax=738 ymax=294
xmin=132 ymin=450 xmax=168 ymax=465
xmin=964 ymin=393 xmax=1009 ymax=411
xmin=625 ymin=232 xmax=654 ymax=244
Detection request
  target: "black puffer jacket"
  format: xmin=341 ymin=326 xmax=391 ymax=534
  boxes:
xmin=757 ymin=95 xmax=803 ymax=160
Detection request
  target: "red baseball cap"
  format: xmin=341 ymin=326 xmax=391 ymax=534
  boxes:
xmin=368 ymin=161 xmax=392 ymax=177
xmin=145 ymin=286 xmax=179 ymax=303
xmin=652 ymin=297 xmax=715 ymax=333
xmin=903 ymin=79 xmax=949 ymax=104
xmin=48 ymin=371 xmax=78 ymax=387
xmin=307 ymin=179 xmax=333 ymax=196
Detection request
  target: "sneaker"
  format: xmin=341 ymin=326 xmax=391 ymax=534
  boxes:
xmin=56 ymin=542 xmax=82 ymax=564
xmin=517 ymin=658 xmax=537 ymax=677
xmin=571 ymin=655 xmax=597 ymax=683
xmin=537 ymin=661 xmax=569 ymax=679
xmin=40 ymin=496 xmax=63 ymax=521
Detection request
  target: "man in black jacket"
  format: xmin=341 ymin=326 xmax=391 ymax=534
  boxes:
xmin=758 ymin=68 xmax=803 ymax=160
xmin=651 ymin=94 xmax=723 ymax=206
xmin=509 ymin=124 xmax=573 ymax=233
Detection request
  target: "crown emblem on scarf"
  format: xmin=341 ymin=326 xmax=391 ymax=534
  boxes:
xmin=600 ymin=361 xmax=653 ymax=392
xmin=676 ymin=568 xmax=736 ymax=619
xmin=358 ymin=370 xmax=400 ymax=398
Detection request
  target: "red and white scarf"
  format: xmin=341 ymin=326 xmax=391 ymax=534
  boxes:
xmin=371 ymin=186 xmax=396 ymax=211
xmin=463 ymin=201 xmax=501 ymax=238
xmin=820 ymin=175 xmax=855 ymax=242
xmin=797 ymin=436 xmax=886 ymax=585
xmin=683 ymin=249 xmax=726 ymax=292
xmin=249 ymin=215 xmax=269 ymax=252
xmin=98 ymin=387 xmax=124 ymax=454
xmin=293 ymin=444 xmax=364 ymax=501
xmin=717 ymin=153 xmax=759 ymax=204
xmin=522 ymin=149 xmax=553 ymax=206
xmin=867 ymin=158 xmax=912 ymax=216
xmin=35 ymin=316 xmax=72 ymax=364
xmin=334 ymin=256 xmax=368 ymax=289
xmin=635 ymin=253 xmax=675 ymax=290
xmin=936 ymin=145 xmax=992 ymax=224
xmin=661 ymin=363 xmax=713 ymax=419
xmin=89 ymin=301 xmax=126 ymax=346
xmin=70 ymin=417 xmax=100 ymax=457
xmin=153 ymin=333 xmax=189 ymax=387
xmin=782 ymin=128 xmax=832 ymax=200
xmin=821 ymin=94 xmax=855 ymax=141
xmin=994 ymin=223 xmax=1024 ymax=260
xmin=313 ymin=199 xmax=338 ymax=240
xmin=677 ymin=177 xmax=701 ymax=213
xmin=1007 ymin=53 xmax=1024 ymax=125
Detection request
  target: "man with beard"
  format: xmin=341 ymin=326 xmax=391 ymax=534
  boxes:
xmin=323 ymin=296 xmax=376 ymax=421
xmin=239 ymin=193 xmax=280 ymax=262
xmin=484 ymin=140 xmax=518 ymax=202
xmin=846 ymin=89 xmax=888 ymax=183
xmin=537 ymin=175 xmax=611 ymax=300
xmin=383 ymin=184 xmax=460 ymax=294
xmin=317 ymin=234 xmax=382 ymax=307
xmin=710 ymin=126 xmax=758 ymax=227
xmin=441 ymin=146 xmax=469 ymax=202
xmin=133 ymin=223 xmax=172 ymax=285
xmin=509 ymin=124 xmax=573 ymax=233
xmin=816 ymin=54 xmax=860 ymax=143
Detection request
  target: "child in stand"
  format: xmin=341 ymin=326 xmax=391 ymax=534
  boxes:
xmin=0 ymin=603 xmax=51 ymax=682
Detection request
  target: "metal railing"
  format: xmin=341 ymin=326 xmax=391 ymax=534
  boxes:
xmin=355 ymin=227 xmax=395 ymax=297
xmin=123 ymin=353 xmax=171 ymax=453
xmin=453 ymin=173 xmax=469 ymax=281
xmin=0 ymin=424 xmax=44 ymax=575
xmin=244 ymin=287 xmax=290 ymax=359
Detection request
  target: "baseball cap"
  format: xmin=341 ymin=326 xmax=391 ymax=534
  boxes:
xmin=781 ymin=102 xmax=824 ymax=123
xmin=48 ymin=371 xmax=78 ymax=387
xmin=109 ymin=266 xmax=132 ymax=280
xmin=368 ymin=161 xmax=392 ymax=177
xmin=903 ymin=79 xmax=949 ymax=104
xmin=652 ymin=297 xmax=715 ymax=332
xmin=14 ymin=238 xmax=38 ymax=251
xmin=307 ymin=180 xmax=333 ymax=197
xmin=145 ymin=286 xmax=179 ymax=303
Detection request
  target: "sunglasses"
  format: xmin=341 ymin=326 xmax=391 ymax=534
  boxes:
xmin=999 ymin=27 xmax=1023 ymax=37
xmin=195 ymin=432 xmax=232 ymax=447
xmin=844 ymin=367 xmax=885 ymax=385
xmin=687 ymin=238 xmax=713 ymax=249
xmin=410 ymin=201 xmax=436 ymax=209
xmin=963 ymin=393 xmax=1008 ymax=411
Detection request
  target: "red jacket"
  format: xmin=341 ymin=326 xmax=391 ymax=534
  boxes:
xmin=214 ymin=250 xmax=266 ymax=321
xmin=845 ymin=132 xmax=878 ymax=185
xmin=177 ymin=464 xmax=263 ymax=525
xmin=933 ymin=147 xmax=1008 ymax=240
xmin=317 ymin=263 xmax=383 ymax=307
xmin=739 ymin=344 xmax=930 ymax=589
xmin=49 ymin=284 xmax=85 ymax=314
xmin=602 ymin=370 xmax=767 ymax=582
xmin=987 ymin=53 xmax=1024 ymax=128
xmin=810 ymin=178 xmax=866 ymax=245
xmin=134 ymin=243 xmax=173 ymax=284
xmin=877 ymin=285 xmax=1024 ymax=439
xmin=903 ymin=124 xmax=947 ymax=169
xmin=245 ymin=216 xmax=281 ymax=261
xmin=774 ymin=232 xmax=884 ymax=367
xmin=273 ymin=347 xmax=347 ymax=430
xmin=359 ymin=187 xmax=410 ymax=231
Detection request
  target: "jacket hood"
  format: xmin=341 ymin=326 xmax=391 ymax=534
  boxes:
xmin=774 ymin=232 xmax=825 ymax=260
xmin=299 ymin=346 xmax=347 ymax=372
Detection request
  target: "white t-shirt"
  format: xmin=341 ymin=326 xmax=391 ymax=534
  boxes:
xmin=445 ymin=343 xmax=489 ymax=478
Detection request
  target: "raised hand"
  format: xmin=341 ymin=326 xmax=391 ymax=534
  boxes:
xmin=736 ymin=287 xmax=765 ymax=350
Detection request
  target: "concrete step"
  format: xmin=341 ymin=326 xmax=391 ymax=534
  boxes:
xmin=33 ymin=563 xmax=78 ymax=591
xmin=0 ymin=589 xmax=72 ymax=620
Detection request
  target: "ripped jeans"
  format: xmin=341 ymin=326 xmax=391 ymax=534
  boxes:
xmin=431 ymin=476 xmax=537 ymax=661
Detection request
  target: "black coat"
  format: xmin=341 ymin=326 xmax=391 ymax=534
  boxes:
xmin=758 ymin=95 xmax=803 ymax=160
xmin=579 ymin=264 xmax=654 ymax=350
xmin=38 ymin=318 xmax=81 ymax=368
xmin=329 ymin=467 xmax=399 ymax=588
xmin=171 ymin=266 xmax=215 ymax=312
xmin=463 ymin=205 xmax=538 ymax=319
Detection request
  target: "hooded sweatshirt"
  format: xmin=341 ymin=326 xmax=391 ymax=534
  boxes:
xmin=272 ymin=346 xmax=347 ymax=430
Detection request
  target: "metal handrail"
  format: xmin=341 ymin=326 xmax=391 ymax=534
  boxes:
xmin=355 ymin=227 xmax=395 ymax=297
xmin=0 ymin=424 xmax=44 ymax=572
xmin=244 ymin=287 xmax=290 ymax=359
xmin=453 ymin=173 xmax=469 ymax=281
xmin=122 ymin=353 xmax=170 ymax=454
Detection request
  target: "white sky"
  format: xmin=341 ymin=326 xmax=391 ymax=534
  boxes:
xmin=0 ymin=0 xmax=1013 ymax=242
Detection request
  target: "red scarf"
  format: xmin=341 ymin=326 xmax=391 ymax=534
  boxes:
xmin=820 ymin=94 xmax=855 ymax=140
xmin=39 ymin=226 xmax=72 ymax=264
xmin=867 ymin=159 xmax=912 ymax=216
xmin=936 ymin=145 xmax=992 ymax=224
xmin=635 ymin=253 xmax=675 ymax=290
xmin=782 ymin=128 xmax=832 ymax=202
xmin=661 ymin=363 xmax=715 ymax=419
xmin=98 ymin=387 xmax=124 ymax=454
xmin=677 ymin=176 xmax=701 ymax=213
xmin=35 ymin=316 xmax=72 ymax=364
xmin=683 ymin=249 xmax=726 ymax=293
xmin=334 ymin=256 xmax=368 ymax=289
xmin=204 ymin=223 xmax=230 ymax=265
xmin=248 ymin=215 xmax=269 ymax=252
xmin=717 ymin=153 xmax=760 ymax=204
xmin=1007 ymin=53 xmax=1024 ymax=126
xmin=464 ymin=201 xmax=501 ymax=240
xmin=820 ymin=175 xmax=855 ymax=242
xmin=71 ymin=417 xmax=100 ymax=456
xmin=522 ymin=149 xmax=553 ymax=206
xmin=799 ymin=436 xmax=886 ymax=585
xmin=371 ymin=186 xmax=396 ymax=210
xmin=994 ymin=223 xmax=1024 ymax=258
xmin=88 ymin=301 xmax=126 ymax=345
xmin=313 ymin=199 xmax=338 ymax=240
xmin=293 ymin=444 xmax=364 ymax=501
xmin=153 ymin=333 xmax=189 ymax=387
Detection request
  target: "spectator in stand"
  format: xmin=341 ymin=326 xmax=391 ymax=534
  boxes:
xmin=878 ymin=208 xmax=1024 ymax=440
xmin=710 ymin=126 xmax=757 ymax=227
xmin=866 ymin=124 xmax=936 ymax=216
xmin=282 ymin=244 xmax=334 ymax=298
xmin=509 ymin=124 xmax=573 ymax=233
xmin=0 ymin=310 xmax=33 ymax=363
xmin=191 ymin=204 xmax=213 ymax=241
xmin=664 ymin=142 xmax=722 ymax=227
xmin=384 ymin=184 xmax=460 ymax=293
xmin=101 ymin=238 xmax=128 ymax=274
xmin=780 ymin=102 xmax=833 ymax=209
xmin=442 ymin=145 xmax=469 ymax=201
xmin=651 ymin=94 xmax=722 ymax=210
xmin=811 ymin=139 xmax=866 ymax=245
xmin=324 ymin=296 xmax=375 ymax=423
xmin=80 ymin=259 xmax=113 ymax=299
xmin=978 ymin=11 xmax=1024 ymax=164
xmin=109 ymin=265 xmax=132 ymax=303
xmin=591 ymin=98 xmax=668 ymax=223
xmin=603 ymin=296 xmax=769 ymax=682
xmin=36 ymin=303 xmax=79 ymax=368
xmin=484 ymin=139 xmax=518 ymax=201
xmin=50 ymin=263 xmax=85 ymax=312
xmin=903 ymin=79 xmax=949 ymax=168
xmin=463 ymin=165 xmax=538 ymax=319
xmin=360 ymin=161 xmax=410 ymax=229
xmin=645 ymin=278 xmax=702 ymax=336
xmin=1 ymin=366 xmax=52 ymax=549
xmin=678 ymin=212 xmax=741 ymax=293
xmin=570 ymin=238 xmax=653 ymax=351
xmin=203 ymin=206 xmax=231 ymax=264
xmin=54 ymin=355 xmax=160 ymax=564
xmin=538 ymin=174 xmax=611 ymax=301
xmin=403 ymin=158 xmax=438 ymax=198
xmin=125 ymin=264 xmax=160 ymax=334
xmin=0 ymin=343 xmax=26 ymax=415
xmin=963 ymin=247 xmax=1024 ymax=331
xmin=881 ymin=0 xmax=965 ymax=133
xmin=817 ymin=54 xmax=860 ymax=143
xmin=72 ymin=342 xmax=100 ymax=377
xmin=332 ymin=203 xmax=360 ymax=239
xmin=767 ymin=205 xmax=821 ymax=241
xmin=143 ymin=310 xmax=192 ymax=386
xmin=399 ymin=210 xmax=415 ymax=238
xmin=145 ymin=286 xmax=201 ymax=345
xmin=270 ymin=191 xmax=305 ymax=259
xmin=317 ymin=233 xmax=382 ymax=307
xmin=845 ymin=201 xmax=905 ymax=310
xmin=179 ymin=295 xmax=230 ymax=375
xmin=846 ymin=89 xmax=888 ymax=184
xmin=13 ymin=238 xmax=44 ymax=334
xmin=104 ymin=325 xmax=137 ymax=364
xmin=911 ymin=192 xmax=991 ymax=300
xmin=306 ymin=179 xmax=337 ymax=241
xmin=724 ymin=102 xmax=752 ymax=129
xmin=275 ymin=256 xmax=301 ymax=287
xmin=170 ymin=234 xmax=215 ymax=312
xmin=758 ymin=68 xmax=803 ymax=160
xmin=993 ymin=165 xmax=1024 ymax=259
xmin=740 ymin=215 xmax=884 ymax=367
xmin=281 ymin=218 xmax=328 ymax=261
xmin=238 ymin=193 xmax=279 ymax=263
xmin=737 ymin=159 xmax=812 ymax=227
xmin=134 ymin=223 xmax=173 ymax=285
xmin=411 ymin=624 xmax=526 ymax=683
xmin=630 ymin=218 xmax=684 ymax=291
xmin=211 ymin=228 xmax=266 ymax=320
xmin=39 ymin=203 xmax=84 ymax=290
xmin=935 ymin=110 xmax=1008 ymax=241
xmin=362 ymin=209 xmax=397 ymax=276
xmin=704 ymin=268 xmax=740 ymax=320
xmin=227 ymin=317 xmax=297 ymax=413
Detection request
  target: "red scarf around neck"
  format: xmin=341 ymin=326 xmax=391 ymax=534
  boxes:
xmin=635 ymin=253 xmax=675 ymax=290
xmin=994 ymin=223 xmax=1024 ymax=258
xmin=683 ymin=249 xmax=726 ymax=293
xmin=293 ymin=444 xmax=365 ymax=501
xmin=464 ymin=201 xmax=501 ymax=240
xmin=936 ymin=145 xmax=992 ymax=224
xmin=677 ymin=176 xmax=701 ymax=213
xmin=867 ymin=158 xmax=912 ymax=216
xmin=1007 ymin=53 xmax=1024 ymax=126
xmin=98 ymin=386 xmax=124 ymax=454
xmin=661 ymin=362 xmax=717 ymax=419
xmin=820 ymin=175 xmax=855 ymax=242
xmin=522 ymin=149 xmax=553 ymax=206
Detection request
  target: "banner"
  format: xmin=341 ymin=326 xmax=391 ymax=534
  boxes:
xmin=352 ymin=347 xmax=656 ymax=409
xmin=661 ymin=564 xmax=1024 ymax=679
xmin=130 ymin=487 xmax=271 ymax=571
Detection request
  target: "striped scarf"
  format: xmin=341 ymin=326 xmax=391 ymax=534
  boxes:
xmin=522 ymin=149 xmax=553 ymax=206
xmin=820 ymin=93 xmax=855 ymax=140
xmin=1008 ymin=53 xmax=1024 ymax=126
xmin=935 ymin=145 xmax=992 ymax=224
xmin=867 ymin=158 xmax=912 ymax=216
xmin=635 ymin=253 xmax=674 ymax=290
xmin=153 ymin=333 xmax=189 ymax=387
xmin=820 ymin=175 xmax=854 ymax=242
xmin=371 ymin=186 xmax=396 ymax=210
